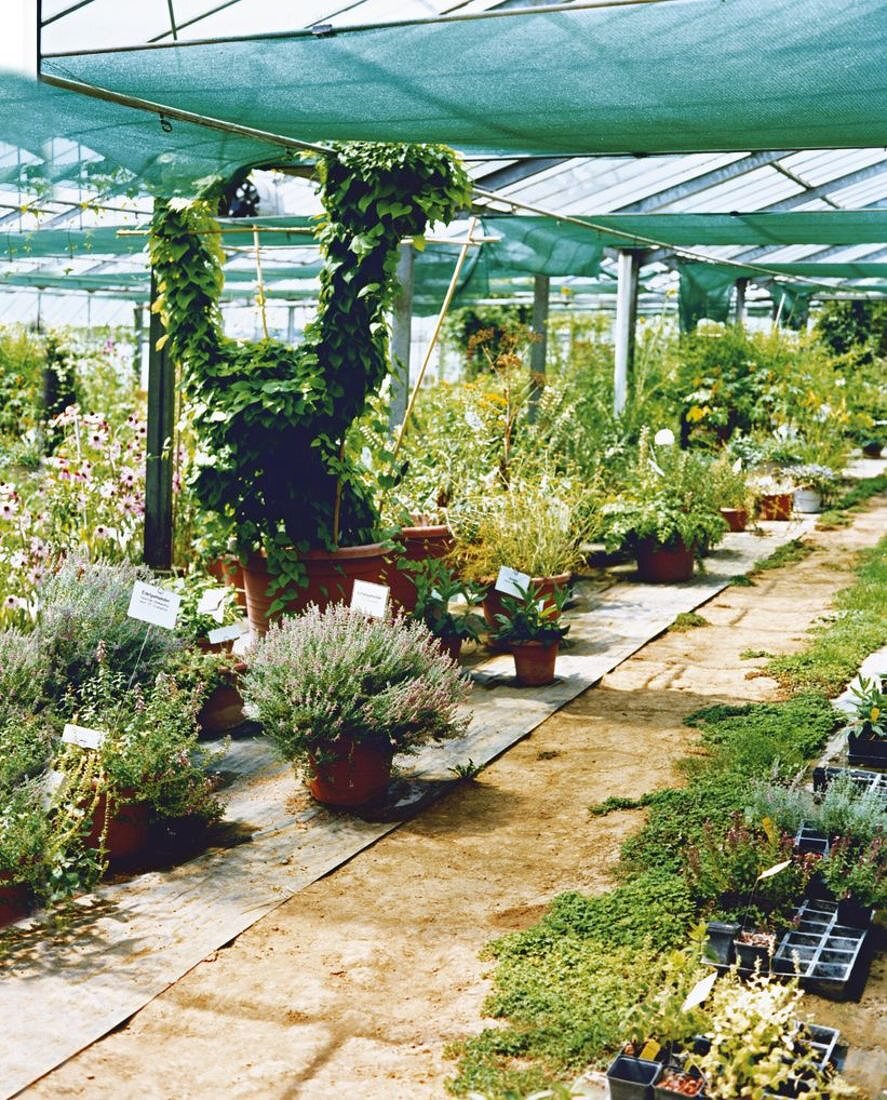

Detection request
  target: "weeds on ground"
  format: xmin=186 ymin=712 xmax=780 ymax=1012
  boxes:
xmin=750 ymin=539 xmax=813 ymax=574
xmin=817 ymin=474 xmax=887 ymax=531
xmin=669 ymin=612 xmax=709 ymax=632
xmin=739 ymin=648 xmax=774 ymax=660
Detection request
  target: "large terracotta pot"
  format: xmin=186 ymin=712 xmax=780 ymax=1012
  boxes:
xmin=0 ymin=877 xmax=31 ymax=929
xmin=243 ymin=543 xmax=388 ymax=635
xmin=207 ymin=556 xmax=247 ymax=609
xmin=758 ymin=492 xmax=793 ymax=521
xmin=511 ymin=640 xmax=560 ymax=686
xmin=384 ymin=524 xmax=454 ymax=613
xmin=82 ymin=791 xmax=151 ymax=866
xmin=635 ymin=539 xmax=694 ymax=584
xmin=306 ymin=736 xmax=394 ymax=807
xmin=482 ymin=572 xmax=571 ymax=631
xmin=720 ymin=507 xmax=748 ymax=533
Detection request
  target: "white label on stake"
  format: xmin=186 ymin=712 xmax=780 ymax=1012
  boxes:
xmin=494 ymin=566 xmax=531 ymax=598
xmin=350 ymin=579 xmax=390 ymax=618
xmin=197 ymin=587 xmax=227 ymax=620
xmin=207 ymin=621 xmax=249 ymax=645
xmin=681 ymin=971 xmax=718 ymax=1013
xmin=62 ymin=723 xmax=107 ymax=751
xmin=127 ymin=581 xmax=181 ymax=630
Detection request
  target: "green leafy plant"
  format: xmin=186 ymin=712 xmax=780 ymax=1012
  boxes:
xmin=405 ymin=557 xmax=486 ymax=643
xmin=843 ymin=674 xmax=886 ymax=740
xmin=242 ymin=603 xmax=470 ymax=767
xmin=150 ymin=144 xmax=471 ymax=610
xmin=820 ymin=833 xmax=885 ymax=910
xmin=492 ymin=582 xmax=570 ymax=646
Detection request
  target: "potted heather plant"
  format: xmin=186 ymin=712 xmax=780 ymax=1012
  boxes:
xmin=242 ymin=605 xmax=470 ymax=807
xmin=492 ymin=582 xmax=570 ymax=686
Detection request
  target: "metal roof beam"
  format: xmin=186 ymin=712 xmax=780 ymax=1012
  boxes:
xmin=613 ymin=150 xmax=792 ymax=213
xmin=760 ymin=158 xmax=887 ymax=212
xmin=473 ymin=157 xmax=570 ymax=190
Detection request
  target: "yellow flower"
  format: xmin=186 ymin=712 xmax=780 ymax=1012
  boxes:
xmin=686 ymin=405 xmax=708 ymax=423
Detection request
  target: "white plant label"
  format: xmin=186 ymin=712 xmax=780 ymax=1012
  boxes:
xmin=197 ymin=587 xmax=228 ymax=621
xmin=494 ymin=566 xmax=530 ymax=598
xmin=207 ymin=621 xmax=249 ymax=645
xmin=127 ymin=581 xmax=181 ymax=630
xmin=350 ymin=579 xmax=390 ymax=618
xmin=62 ymin=723 xmax=107 ymax=751
xmin=681 ymin=971 xmax=718 ymax=1013
xmin=37 ymin=768 xmax=67 ymax=809
xmin=757 ymin=859 xmax=791 ymax=881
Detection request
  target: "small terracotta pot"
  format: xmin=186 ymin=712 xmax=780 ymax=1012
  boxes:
xmin=384 ymin=524 xmax=454 ymax=613
xmin=0 ymin=877 xmax=31 ymax=929
xmin=243 ymin=543 xmax=389 ymax=636
xmin=720 ymin=507 xmax=748 ymax=533
xmin=758 ymin=492 xmax=793 ymax=521
xmin=82 ymin=792 xmax=151 ymax=866
xmin=483 ymin=573 xmax=570 ymax=631
xmin=198 ymin=680 xmax=246 ymax=736
xmin=511 ymin=640 xmax=559 ymax=686
xmin=435 ymin=634 xmax=463 ymax=663
xmin=635 ymin=540 xmax=694 ymax=584
xmin=307 ymin=736 xmax=394 ymax=807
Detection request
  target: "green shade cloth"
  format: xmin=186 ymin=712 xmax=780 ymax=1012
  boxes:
xmin=44 ymin=0 xmax=887 ymax=156
xmin=0 ymin=70 xmax=288 ymax=195
xmin=678 ymin=264 xmax=735 ymax=331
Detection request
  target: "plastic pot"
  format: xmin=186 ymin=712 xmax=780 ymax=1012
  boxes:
xmin=483 ymin=573 xmax=570 ymax=631
xmin=606 ymin=1054 xmax=661 ymax=1100
xmin=383 ymin=524 xmax=454 ymax=613
xmin=0 ymin=878 xmax=31 ymax=929
xmin=793 ymin=488 xmax=822 ymax=514
xmin=82 ymin=792 xmax=151 ymax=867
xmin=198 ymin=680 xmax=247 ymax=736
xmin=719 ymin=507 xmax=748 ymax=532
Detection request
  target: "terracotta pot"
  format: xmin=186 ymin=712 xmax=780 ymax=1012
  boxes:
xmin=483 ymin=572 xmax=571 ymax=631
xmin=511 ymin=640 xmax=560 ymax=686
xmin=207 ymin=556 xmax=247 ymax=609
xmin=82 ymin=792 xmax=151 ymax=866
xmin=436 ymin=634 xmax=463 ymax=663
xmin=635 ymin=540 xmax=694 ymax=584
xmin=306 ymin=736 xmax=394 ymax=807
xmin=243 ymin=543 xmax=389 ymax=635
xmin=384 ymin=524 xmax=454 ymax=613
xmin=720 ymin=507 xmax=748 ymax=533
xmin=0 ymin=877 xmax=31 ymax=929
xmin=198 ymin=680 xmax=246 ymax=736
xmin=758 ymin=492 xmax=793 ymax=521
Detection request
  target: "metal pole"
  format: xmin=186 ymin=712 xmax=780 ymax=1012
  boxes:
xmin=144 ymin=269 xmax=175 ymax=569
xmin=528 ymin=273 xmax=549 ymax=422
xmin=613 ymin=250 xmax=640 ymax=416
xmin=734 ymin=277 xmax=748 ymax=325
xmin=389 ymin=242 xmax=414 ymax=433
xmin=132 ymin=303 xmax=144 ymax=382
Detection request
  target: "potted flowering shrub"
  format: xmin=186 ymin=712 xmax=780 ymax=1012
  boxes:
xmin=843 ymin=675 xmax=887 ymax=766
xmin=492 ymin=582 xmax=570 ymax=686
xmin=600 ymin=432 xmax=727 ymax=583
xmin=785 ymin=464 xmax=837 ymax=514
xmin=404 ymin=558 xmax=486 ymax=662
xmin=242 ymin=604 xmax=469 ymax=807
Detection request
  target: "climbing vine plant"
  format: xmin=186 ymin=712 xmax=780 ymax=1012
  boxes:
xmin=150 ymin=142 xmax=471 ymax=596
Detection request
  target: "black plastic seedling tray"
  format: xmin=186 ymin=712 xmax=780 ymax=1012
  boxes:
xmin=772 ymin=899 xmax=872 ymax=1001
xmin=812 ymin=766 xmax=887 ymax=805
xmin=794 ymin=823 xmax=830 ymax=855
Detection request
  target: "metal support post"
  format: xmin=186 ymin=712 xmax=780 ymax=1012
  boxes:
xmin=734 ymin=277 xmax=748 ymax=325
xmin=144 ymin=270 xmax=175 ymax=569
xmin=528 ymin=273 xmax=549 ymax=422
xmin=388 ymin=242 xmax=414 ymax=433
xmin=613 ymin=249 xmax=641 ymax=416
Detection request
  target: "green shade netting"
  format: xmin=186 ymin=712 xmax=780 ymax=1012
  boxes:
xmin=678 ymin=264 xmax=735 ymax=331
xmin=0 ymin=70 xmax=289 ymax=195
xmin=44 ymin=0 xmax=887 ymax=156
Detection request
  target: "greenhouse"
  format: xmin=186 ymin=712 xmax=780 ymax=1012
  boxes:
xmin=0 ymin=1 xmax=885 ymax=1097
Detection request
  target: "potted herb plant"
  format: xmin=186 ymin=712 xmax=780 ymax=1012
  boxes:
xmin=0 ymin=781 xmax=49 ymax=928
xmin=404 ymin=558 xmax=485 ymax=662
xmin=600 ymin=432 xmax=727 ymax=584
xmin=749 ymin=473 xmax=796 ymax=521
xmin=708 ymin=453 xmax=754 ymax=533
xmin=242 ymin=604 xmax=469 ymax=807
xmin=150 ymin=145 xmax=471 ymax=635
xmin=843 ymin=675 xmax=887 ymax=766
xmin=785 ymin=463 xmax=837 ymax=514
xmin=492 ymin=582 xmax=570 ymax=686
xmin=820 ymin=834 xmax=884 ymax=927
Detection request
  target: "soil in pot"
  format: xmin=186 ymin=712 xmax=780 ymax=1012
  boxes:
xmin=635 ymin=540 xmax=694 ymax=584
xmin=758 ymin=492 xmax=794 ymax=521
xmin=0 ymin=877 xmax=32 ymax=929
xmin=733 ymin=928 xmax=776 ymax=971
xmin=483 ymin=573 xmax=570 ymax=631
xmin=307 ymin=736 xmax=394 ymax=808
xmin=653 ymin=1066 xmax=705 ymax=1098
xmin=720 ymin=507 xmax=748 ymax=533
xmin=512 ymin=640 xmax=559 ymax=687
xmin=82 ymin=792 xmax=152 ymax=867
xmin=243 ymin=543 xmax=388 ymax=636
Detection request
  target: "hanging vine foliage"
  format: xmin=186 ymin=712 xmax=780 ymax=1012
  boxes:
xmin=149 ymin=142 xmax=470 ymax=594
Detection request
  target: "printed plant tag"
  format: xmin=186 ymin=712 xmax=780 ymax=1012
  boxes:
xmin=350 ymin=579 xmax=390 ymax=618
xmin=681 ymin=971 xmax=718 ymax=1012
xmin=639 ymin=1039 xmax=661 ymax=1061
xmin=207 ymin=621 xmax=248 ymax=645
xmin=127 ymin=580 xmax=181 ymax=630
xmin=62 ymin=723 xmax=107 ymax=751
xmin=494 ymin=566 xmax=531 ymax=598
xmin=197 ymin=588 xmax=227 ymax=620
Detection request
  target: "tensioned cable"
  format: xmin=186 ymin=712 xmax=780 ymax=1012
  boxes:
xmin=471 ymin=185 xmax=887 ymax=298
xmin=43 ymin=0 xmax=698 ymax=57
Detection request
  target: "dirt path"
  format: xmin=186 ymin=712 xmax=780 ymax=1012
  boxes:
xmin=27 ymin=503 xmax=887 ymax=1100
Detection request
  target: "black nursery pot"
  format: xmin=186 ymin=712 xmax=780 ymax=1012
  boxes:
xmin=704 ymin=920 xmax=740 ymax=966
xmin=846 ymin=730 xmax=887 ymax=767
xmin=836 ymin=896 xmax=874 ymax=929
xmin=733 ymin=933 xmax=773 ymax=972
xmin=606 ymin=1054 xmax=662 ymax=1100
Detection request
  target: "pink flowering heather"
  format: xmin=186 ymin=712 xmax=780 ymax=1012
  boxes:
xmin=243 ymin=603 xmax=471 ymax=764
